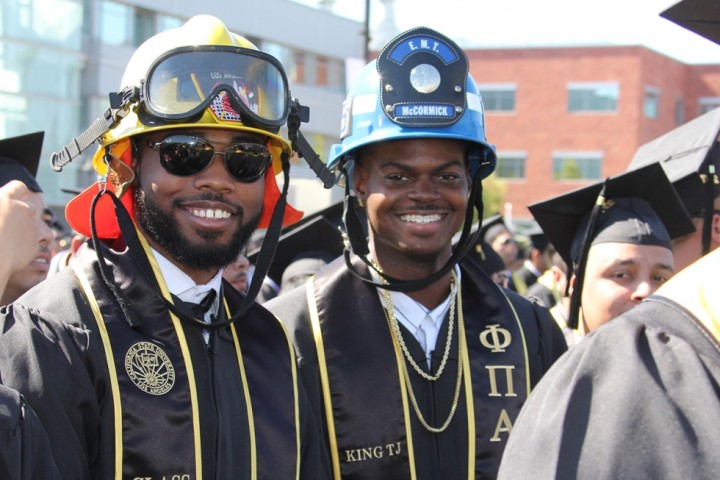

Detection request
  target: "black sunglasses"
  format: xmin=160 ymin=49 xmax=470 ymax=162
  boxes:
xmin=146 ymin=134 xmax=272 ymax=183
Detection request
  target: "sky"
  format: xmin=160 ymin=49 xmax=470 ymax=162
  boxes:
xmin=294 ymin=0 xmax=720 ymax=64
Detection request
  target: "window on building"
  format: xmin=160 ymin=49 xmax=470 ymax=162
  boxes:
xmin=675 ymin=97 xmax=685 ymax=126
xmin=262 ymin=42 xmax=291 ymax=68
xmin=316 ymin=56 xmax=328 ymax=87
xmin=643 ymin=86 xmax=660 ymax=119
xmin=495 ymin=153 xmax=526 ymax=179
xmin=326 ymin=58 xmax=345 ymax=92
xmin=97 ymin=1 xmax=131 ymax=46
xmin=699 ymin=97 xmax=720 ymax=115
xmin=567 ymin=82 xmax=619 ymax=113
xmin=553 ymin=152 xmax=603 ymax=180
xmin=478 ymin=84 xmax=516 ymax=112
xmin=291 ymin=52 xmax=306 ymax=84
xmin=133 ymin=8 xmax=156 ymax=47
xmin=157 ymin=14 xmax=183 ymax=33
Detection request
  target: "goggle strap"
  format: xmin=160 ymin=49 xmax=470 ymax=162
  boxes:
xmin=51 ymin=87 xmax=138 ymax=172
xmin=293 ymin=129 xmax=336 ymax=189
xmin=288 ymin=100 xmax=335 ymax=189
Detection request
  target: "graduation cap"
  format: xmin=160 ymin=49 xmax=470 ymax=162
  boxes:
xmin=627 ymin=106 xmax=720 ymax=252
xmin=524 ymin=223 xmax=550 ymax=253
xmin=470 ymin=241 xmax=506 ymax=276
xmin=247 ymin=201 xmax=344 ymax=288
xmin=452 ymin=222 xmax=506 ymax=276
xmin=0 ymin=132 xmax=44 ymax=192
xmin=529 ymin=162 xmax=695 ymax=329
xmin=480 ymin=214 xmax=511 ymax=244
xmin=660 ymin=0 xmax=720 ymax=45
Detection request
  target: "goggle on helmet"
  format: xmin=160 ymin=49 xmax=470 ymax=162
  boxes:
xmin=63 ymin=15 xmax=302 ymax=239
xmin=327 ymin=26 xmax=497 ymax=186
xmin=103 ymin=14 xmax=292 ymax=167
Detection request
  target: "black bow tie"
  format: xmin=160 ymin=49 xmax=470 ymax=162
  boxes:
xmin=173 ymin=289 xmax=216 ymax=320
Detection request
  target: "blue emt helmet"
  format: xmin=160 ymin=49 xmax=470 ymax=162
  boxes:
xmin=327 ymin=26 xmax=497 ymax=185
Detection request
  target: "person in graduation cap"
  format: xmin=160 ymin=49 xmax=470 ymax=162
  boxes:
xmin=524 ymin=248 xmax=568 ymax=310
xmin=480 ymin=213 xmax=525 ymax=292
xmin=514 ymin=227 xmax=554 ymax=293
xmin=265 ymin=26 xmax=567 ymax=480
xmin=626 ymin=106 xmax=720 ymax=271
xmin=470 ymin=240 xmax=512 ymax=288
xmin=497 ymin=228 xmax=720 ymax=480
xmin=481 ymin=214 xmax=520 ymax=271
xmin=497 ymin=157 xmax=720 ymax=480
xmin=0 ymin=132 xmax=61 ymax=479
xmin=0 ymin=16 xmax=329 ymax=479
xmin=0 ymin=132 xmax=54 ymax=305
xmin=528 ymin=163 xmax=695 ymax=342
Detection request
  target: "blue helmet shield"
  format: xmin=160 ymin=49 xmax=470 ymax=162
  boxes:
xmin=328 ymin=26 xmax=497 ymax=182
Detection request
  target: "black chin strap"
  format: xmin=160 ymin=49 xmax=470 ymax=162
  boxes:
xmin=341 ymin=165 xmax=484 ymax=293
xmin=89 ymin=151 xmax=292 ymax=330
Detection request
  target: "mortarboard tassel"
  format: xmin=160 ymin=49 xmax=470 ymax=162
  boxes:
xmin=567 ymin=180 xmax=609 ymax=330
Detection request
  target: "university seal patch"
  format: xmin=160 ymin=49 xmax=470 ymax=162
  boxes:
xmin=125 ymin=342 xmax=176 ymax=395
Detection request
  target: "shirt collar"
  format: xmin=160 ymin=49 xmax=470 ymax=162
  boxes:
xmin=373 ymin=265 xmax=461 ymax=330
xmin=523 ymin=259 xmax=542 ymax=277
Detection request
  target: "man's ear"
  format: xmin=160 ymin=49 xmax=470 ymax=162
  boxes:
xmin=109 ymin=156 xmax=137 ymax=197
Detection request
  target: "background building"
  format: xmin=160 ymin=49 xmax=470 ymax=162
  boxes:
xmin=469 ymin=45 xmax=720 ymax=224
xmin=2 ymin=0 xmax=719 ymax=228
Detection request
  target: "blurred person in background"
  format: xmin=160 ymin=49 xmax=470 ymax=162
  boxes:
xmin=0 ymin=132 xmax=53 ymax=306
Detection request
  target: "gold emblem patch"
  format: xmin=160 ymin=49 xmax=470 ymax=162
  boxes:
xmin=125 ymin=342 xmax=175 ymax=395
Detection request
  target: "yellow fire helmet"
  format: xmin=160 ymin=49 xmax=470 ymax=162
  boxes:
xmin=64 ymin=14 xmax=302 ymax=239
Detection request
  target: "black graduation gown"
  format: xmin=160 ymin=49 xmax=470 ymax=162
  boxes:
xmin=513 ymin=264 xmax=538 ymax=293
xmin=497 ymin=297 xmax=720 ymax=479
xmin=524 ymin=281 xmax=557 ymax=309
xmin=0 ymin=385 xmax=61 ymax=480
xmin=266 ymin=256 xmax=567 ymax=479
xmin=0 ymin=241 xmax=327 ymax=480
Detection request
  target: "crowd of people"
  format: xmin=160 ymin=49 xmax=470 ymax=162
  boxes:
xmin=0 ymin=9 xmax=718 ymax=480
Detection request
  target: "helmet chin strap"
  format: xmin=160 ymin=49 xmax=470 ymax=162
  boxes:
xmin=90 ymin=151 xmax=292 ymax=329
xmin=341 ymin=162 xmax=484 ymax=293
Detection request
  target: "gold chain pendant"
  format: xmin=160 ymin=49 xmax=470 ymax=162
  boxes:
xmin=380 ymin=274 xmax=456 ymax=381
xmin=378 ymin=270 xmax=464 ymax=433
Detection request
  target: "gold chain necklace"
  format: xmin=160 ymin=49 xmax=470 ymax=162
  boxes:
xmin=378 ymin=270 xmax=464 ymax=433
xmin=380 ymin=274 xmax=456 ymax=381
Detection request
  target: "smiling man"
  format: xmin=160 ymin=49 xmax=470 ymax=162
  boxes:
xmin=0 ymin=16 xmax=327 ymax=480
xmin=266 ymin=27 xmax=567 ymax=480
xmin=529 ymin=163 xmax=695 ymax=341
